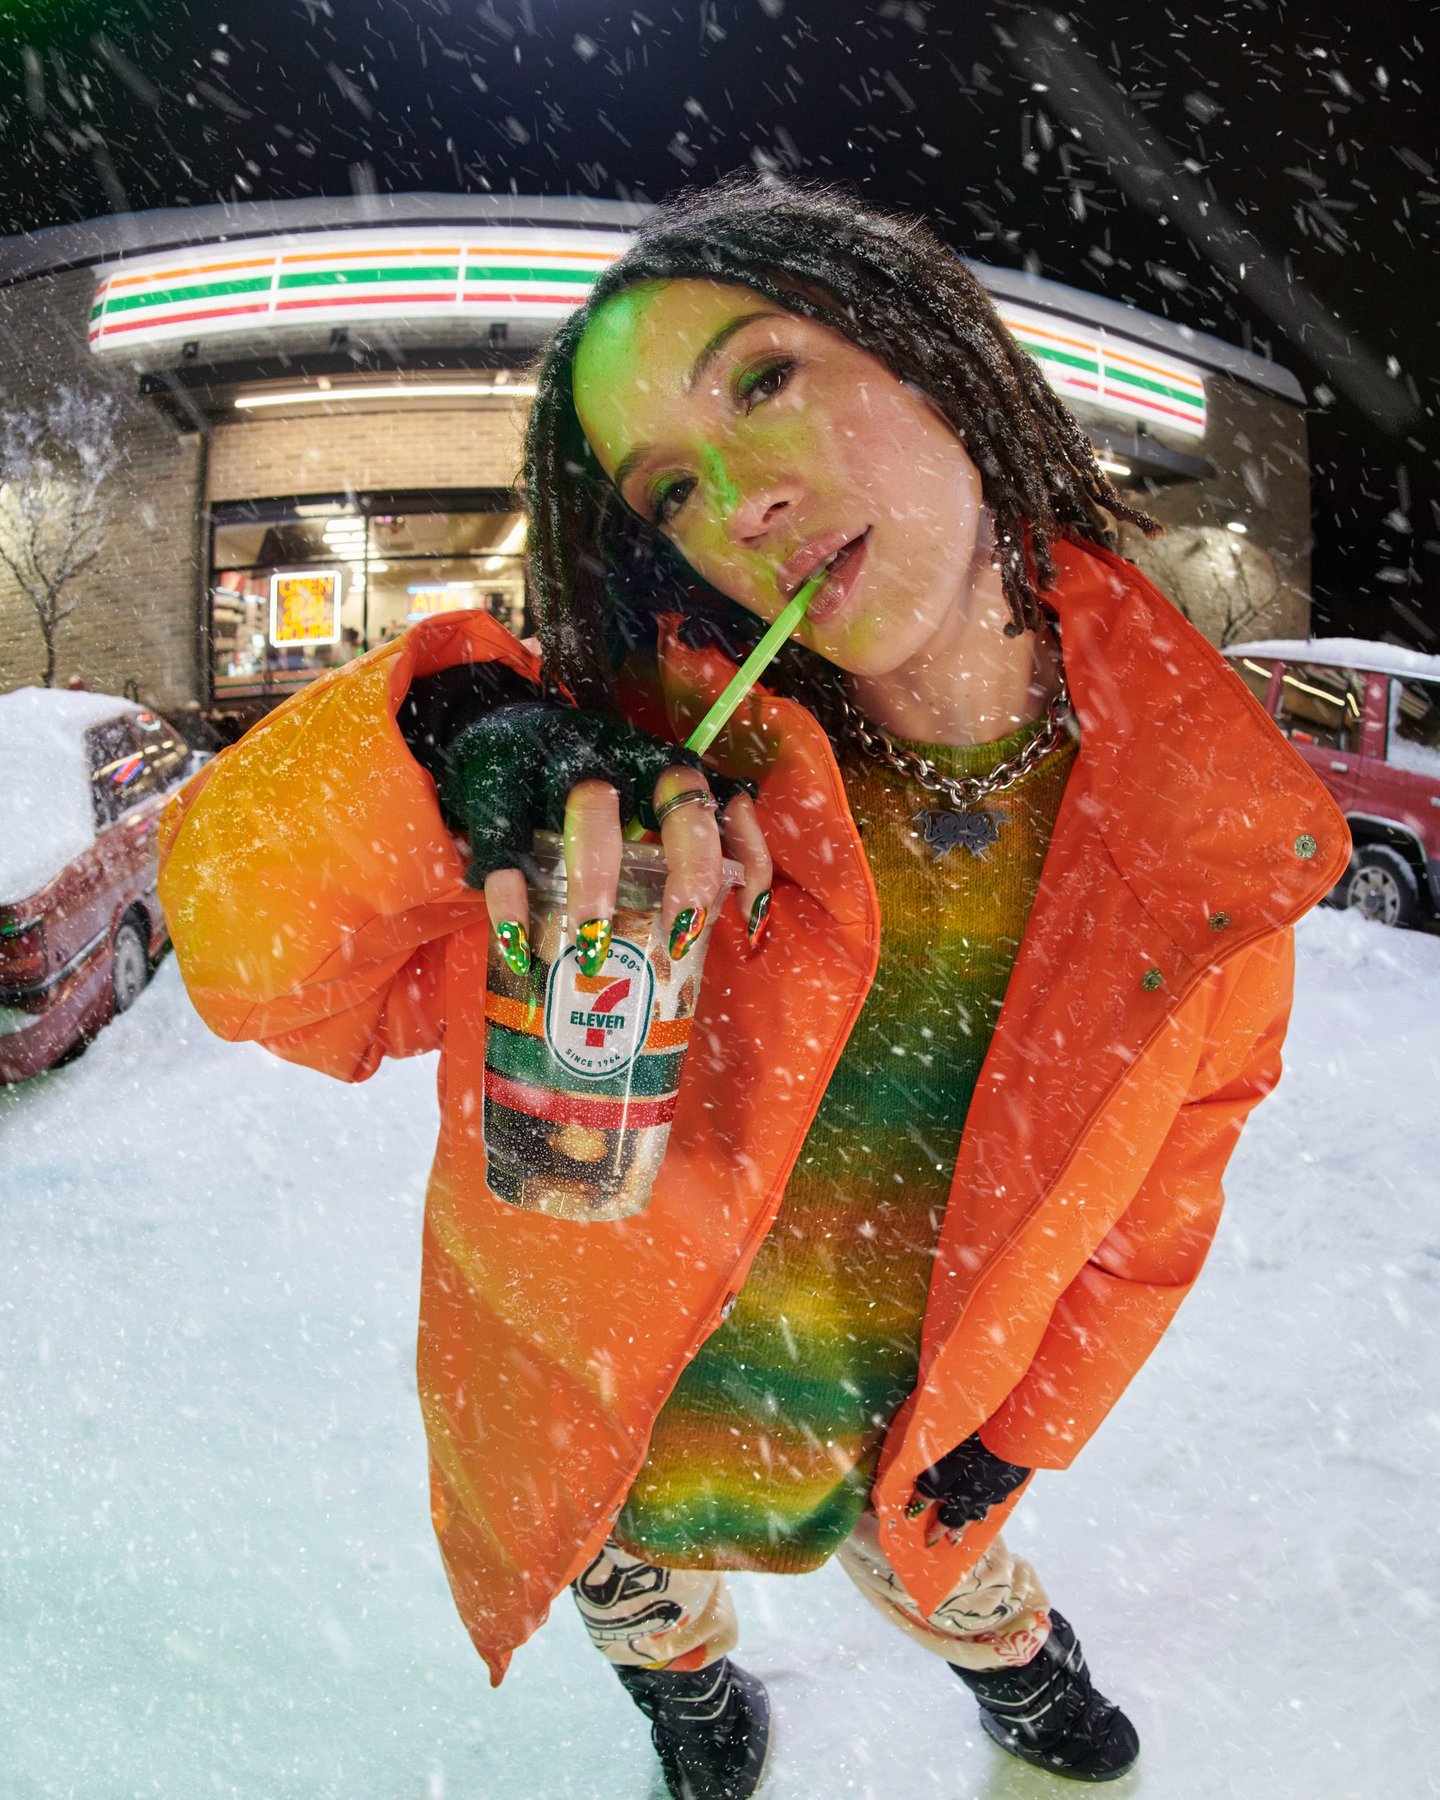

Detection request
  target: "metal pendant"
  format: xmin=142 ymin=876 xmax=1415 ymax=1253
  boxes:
xmin=913 ymin=805 xmax=1004 ymax=861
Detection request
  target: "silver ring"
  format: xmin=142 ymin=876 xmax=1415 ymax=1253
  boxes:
xmin=654 ymin=786 xmax=717 ymax=827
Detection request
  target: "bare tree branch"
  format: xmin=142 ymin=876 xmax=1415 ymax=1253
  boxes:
xmin=0 ymin=385 xmax=121 ymax=686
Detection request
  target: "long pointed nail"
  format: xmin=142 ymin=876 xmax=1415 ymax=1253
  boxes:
xmin=746 ymin=889 xmax=772 ymax=950
xmin=493 ymin=920 xmax=531 ymax=976
xmin=668 ymin=906 xmax=706 ymax=960
xmin=575 ymin=918 xmax=612 ymax=977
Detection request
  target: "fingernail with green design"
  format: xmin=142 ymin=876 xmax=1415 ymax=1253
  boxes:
xmin=575 ymin=918 xmax=612 ymax=977
xmin=493 ymin=919 xmax=531 ymax=977
xmin=746 ymin=889 xmax=772 ymax=950
xmin=668 ymin=906 xmax=707 ymax=961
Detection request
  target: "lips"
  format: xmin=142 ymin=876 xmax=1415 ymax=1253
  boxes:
xmin=798 ymin=529 xmax=870 ymax=626
xmin=778 ymin=528 xmax=870 ymax=602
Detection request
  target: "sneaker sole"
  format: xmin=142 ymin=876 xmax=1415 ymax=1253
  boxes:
xmin=979 ymin=1706 xmax=1139 ymax=1783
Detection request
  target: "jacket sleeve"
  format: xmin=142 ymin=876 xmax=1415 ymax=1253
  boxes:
xmin=157 ymin=617 xmax=540 ymax=1083
xmin=977 ymin=927 xmax=1295 ymax=1469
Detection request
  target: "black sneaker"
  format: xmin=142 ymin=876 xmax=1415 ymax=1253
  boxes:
xmin=615 ymin=1657 xmax=772 ymax=1800
xmin=952 ymin=1610 xmax=1139 ymax=1783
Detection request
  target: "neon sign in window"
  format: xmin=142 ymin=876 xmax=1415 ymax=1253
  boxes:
xmin=269 ymin=569 xmax=342 ymax=646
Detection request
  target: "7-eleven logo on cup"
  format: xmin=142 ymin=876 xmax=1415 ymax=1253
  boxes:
xmin=543 ymin=935 xmax=655 ymax=1080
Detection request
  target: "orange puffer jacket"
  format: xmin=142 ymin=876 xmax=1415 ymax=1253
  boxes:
xmin=158 ymin=540 xmax=1348 ymax=1683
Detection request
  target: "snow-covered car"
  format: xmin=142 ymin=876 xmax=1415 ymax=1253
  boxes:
xmin=1225 ymin=638 xmax=1440 ymax=927
xmin=0 ymin=687 xmax=199 ymax=1082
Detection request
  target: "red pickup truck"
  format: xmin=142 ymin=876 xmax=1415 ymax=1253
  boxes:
xmin=0 ymin=687 xmax=199 ymax=1082
xmin=1225 ymin=637 xmax=1440 ymax=928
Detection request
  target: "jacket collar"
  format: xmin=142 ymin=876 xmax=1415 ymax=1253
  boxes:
xmin=654 ymin=536 xmax=1347 ymax=962
xmin=1044 ymin=539 xmax=1347 ymax=963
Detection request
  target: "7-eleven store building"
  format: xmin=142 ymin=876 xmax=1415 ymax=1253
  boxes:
xmin=0 ymin=193 xmax=1310 ymax=720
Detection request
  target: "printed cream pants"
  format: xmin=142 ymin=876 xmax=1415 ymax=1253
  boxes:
xmin=572 ymin=1513 xmax=1051 ymax=1675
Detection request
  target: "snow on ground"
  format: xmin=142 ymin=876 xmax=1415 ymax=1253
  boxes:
xmin=2 ymin=908 xmax=1437 ymax=1799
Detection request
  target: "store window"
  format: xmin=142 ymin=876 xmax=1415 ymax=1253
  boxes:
xmin=209 ymin=490 xmax=528 ymax=704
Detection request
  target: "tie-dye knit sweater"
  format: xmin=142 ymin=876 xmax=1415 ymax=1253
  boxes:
xmin=614 ymin=711 xmax=1077 ymax=1572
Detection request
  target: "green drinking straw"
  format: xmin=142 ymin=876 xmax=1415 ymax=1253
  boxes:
xmin=624 ymin=565 xmax=827 ymax=840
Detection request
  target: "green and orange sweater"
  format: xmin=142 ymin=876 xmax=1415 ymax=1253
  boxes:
xmin=614 ymin=713 xmax=1077 ymax=1573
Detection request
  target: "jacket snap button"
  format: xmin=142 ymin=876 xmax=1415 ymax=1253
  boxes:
xmin=1208 ymin=911 xmax=1231 ymax=931
xmin=1141 ymin=967 xmax=1163 ymax=991
xmin=1294 ymin=833 xmax=1318 ymax=859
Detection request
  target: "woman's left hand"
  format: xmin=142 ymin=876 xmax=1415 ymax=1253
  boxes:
xmin=911 ymin=1433 xmax=1031 ymax=1532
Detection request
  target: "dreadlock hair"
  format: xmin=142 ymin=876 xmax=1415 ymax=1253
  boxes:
xmin=525 ymin=174 xmax=1159 ymax=732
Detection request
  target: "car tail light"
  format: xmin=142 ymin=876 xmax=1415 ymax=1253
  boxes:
xmin=0 ymin=911 xmax=46 ymax=989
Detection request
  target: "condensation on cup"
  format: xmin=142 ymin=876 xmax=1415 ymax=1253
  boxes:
xmin=481 ymin=831 xmax=743 ymax=1221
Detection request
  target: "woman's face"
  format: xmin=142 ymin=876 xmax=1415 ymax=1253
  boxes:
xmin=571 ymin=278 xmax=990 ymax=679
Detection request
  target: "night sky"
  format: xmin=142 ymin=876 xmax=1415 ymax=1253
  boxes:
xmin=0 ymin=0 xmax=1435 ymax=645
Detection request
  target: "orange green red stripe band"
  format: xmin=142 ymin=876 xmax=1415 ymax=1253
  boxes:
xmin=484 ymin=1070 xmax=678 ymax=1129
xmin=485 ymin=1020 xmax=685 ymax=1097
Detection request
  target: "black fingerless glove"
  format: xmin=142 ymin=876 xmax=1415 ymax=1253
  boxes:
xmin=440 ymin=701 xmax=713 ymax=882
xmin=912 ymin=1433 xmax=1031 ymax=1531
xmin=399 ymin=662 xmax=755 ymax=889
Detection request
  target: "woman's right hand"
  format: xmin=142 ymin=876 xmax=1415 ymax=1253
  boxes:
xmin=439 ymin=704 xmax=773 ymax=977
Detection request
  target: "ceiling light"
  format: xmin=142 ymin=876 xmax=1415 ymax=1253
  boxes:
xmin=1226 ymin=519 xmax=1248 ymax=534
xmin=234 ymin=382 xmax=540 ymax=410
xmin=1096 ymin=457 xmax=1131 ymax=478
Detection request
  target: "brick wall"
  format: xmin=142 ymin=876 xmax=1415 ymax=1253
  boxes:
xmin=207 ymin=403 xmax=527 ymax=501
xmin=0 ymin=267 xmax=203 ymax=709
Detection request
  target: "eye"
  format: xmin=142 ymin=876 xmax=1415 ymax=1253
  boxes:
xmin=651 ymin=476 xmax=696 ymax=525
xmin=737 ymin=355 xmax=796 ymax=413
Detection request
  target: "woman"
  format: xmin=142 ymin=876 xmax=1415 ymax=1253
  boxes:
xmin=158 ymin=179 xmax=1347 ymax=1796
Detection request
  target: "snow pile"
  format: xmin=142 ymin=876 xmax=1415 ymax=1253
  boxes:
xmin=0 ymin=907 xmax=1435 ymax=1797
xmin=0 ymin=687 xmax=137 ymax=905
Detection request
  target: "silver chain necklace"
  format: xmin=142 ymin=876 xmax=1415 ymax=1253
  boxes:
xmin=836 ymin=668 xmax=1074 ymax=860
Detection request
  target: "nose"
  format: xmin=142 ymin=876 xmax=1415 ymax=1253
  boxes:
xmin=722 ymin=476 xmax=804 ymax=547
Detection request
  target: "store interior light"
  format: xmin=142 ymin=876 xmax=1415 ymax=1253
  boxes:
xmin=483 ymin=516 xmax=528 ymax=570
xmin=234 ymin=382 xmax=540 ymax=410
xmin=321 ymin=517 xmax=366 ymax=562
xmin=1226 ymin=519 xmax=1249 ymax=534
xmin=1096 ymin=457 xmax=1132 ymax=478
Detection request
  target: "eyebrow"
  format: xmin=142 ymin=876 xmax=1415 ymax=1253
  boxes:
xmin=611 ymin=309 xmax=782 ymax=496
xmin=687 ymin=309 xmax=779 ymax=390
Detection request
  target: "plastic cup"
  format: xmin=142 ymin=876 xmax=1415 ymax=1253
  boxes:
xmin=481 ymin=830 xmax=743 ymax=1222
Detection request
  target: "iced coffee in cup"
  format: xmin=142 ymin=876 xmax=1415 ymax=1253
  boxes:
xmin=481 ymin=831 xmax=743 ymax=1221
